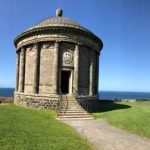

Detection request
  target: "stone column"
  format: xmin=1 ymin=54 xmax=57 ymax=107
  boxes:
xmin=92 ymin=53 xmax=96 ymax=95
xmin=53 ymin=41 xmax=59 ymax=94
xmin=33 ymin=43 xmax=40 ymax=94
xmin=89 ymin=52 xmax=94 ymax=96
xmin=15 ymin=51 xmax=20 ymax=91
xmin=74 ymin=44 xmax=79 ymax=92
xmin=18 ymin=47 xmax=26 ymax=93
xmin=95 ymin=53 xmax=100 ymax=96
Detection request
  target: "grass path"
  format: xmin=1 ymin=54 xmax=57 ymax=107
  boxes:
xmin=93 ymin=101 xmax=150 ymax=138
xmin=0 ymin=104 xmax=93 ymax=150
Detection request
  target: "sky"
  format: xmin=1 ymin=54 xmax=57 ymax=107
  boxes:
xmin=0 ymin=0 xmax=150 ymax=92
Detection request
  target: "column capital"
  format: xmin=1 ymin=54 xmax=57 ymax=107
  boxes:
xmin=75 ymin=44 xmax=79 ymax=49
xmin=75 ymin=42 xmax=82 ymax=46
xmin=34 ymin=42 xmax=39 ymax=49
xmin=21 ymin=46 xmax=25 ymax=50
xmin=20 ymin=48 xmax=25 ymax=57
xmin=54 ymin=41 xmax=60 ymax=48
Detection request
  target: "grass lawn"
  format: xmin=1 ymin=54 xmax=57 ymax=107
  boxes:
xmin=93 ymin=101 xmax=150 ymax=138
xmin=0 ymin=104 xmax=93 ymax=150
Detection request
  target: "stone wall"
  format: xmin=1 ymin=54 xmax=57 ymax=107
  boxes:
xmin=14 ymin=92 xmax=60 ymax=110
xmin=24 ymin=45 xmax=35 ymax=93
xmin=72 ymin=95 xmax=99 ymax=112
xmin=79 ymin=46 xmax=90 ymax=95
xmin=39 ymin=42 xmax=54 ymax=94
xmin=16 ymin=41 xmax=99 ymax=97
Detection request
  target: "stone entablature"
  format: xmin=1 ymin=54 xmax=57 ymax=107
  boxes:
xmin=15 ymin=32 xmax=101 ymax=52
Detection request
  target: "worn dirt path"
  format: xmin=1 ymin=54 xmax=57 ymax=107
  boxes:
xmin=62 ymin=119 xmax=150 ymax=150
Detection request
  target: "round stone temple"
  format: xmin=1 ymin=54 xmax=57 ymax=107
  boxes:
xmin=14 ymin=8 xmax=103 ymax=112
xmin=56 ymin=8 xmax=63 ymax=17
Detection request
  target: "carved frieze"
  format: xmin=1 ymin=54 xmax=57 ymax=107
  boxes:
xmin=27 ymin=45 xmax=34 ymax=52
xmin=16 ymin=33 xmax=99 ymax=51
xmin=41 ymin=42 xmax=54 ymax=49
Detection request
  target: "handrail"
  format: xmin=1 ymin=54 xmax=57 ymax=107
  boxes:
xmin=72 ymin=87 xmax=88 ymax=111
xmin=57 ymin=89 xmax=68 ymax=116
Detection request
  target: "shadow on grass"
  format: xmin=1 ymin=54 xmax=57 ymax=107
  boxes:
xmin=89 ymin=100 xmax=131 ymax=113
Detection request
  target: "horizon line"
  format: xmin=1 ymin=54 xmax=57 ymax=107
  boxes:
xmin=1 ymin=87 xmax=150 ymax=93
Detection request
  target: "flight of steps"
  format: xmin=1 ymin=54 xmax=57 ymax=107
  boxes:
xmin=57 ymin=95 xmax=93 ymax=120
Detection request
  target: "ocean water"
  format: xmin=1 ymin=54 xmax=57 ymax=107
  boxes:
xmin=100 ymin=91 xmax=150 ymax=100
xmin=0 ymin=88 xmax=15 ymax=97
xmin=1 ymin=88 xmax=150 ymax=100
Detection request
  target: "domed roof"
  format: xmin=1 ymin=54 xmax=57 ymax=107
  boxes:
xmin=30 ymin=16 xmax=82 ymax=29
xmin=14 ymin=8 xmax=103 ymax=49
xmin=27 ymin=8 xmax=91 ymax=33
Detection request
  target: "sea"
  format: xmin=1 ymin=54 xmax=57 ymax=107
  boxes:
xmin=1 ymin=88 xmax=150 ymax=100
xmin=0 ymin=88 xmax=15 ymax=97
xmin=99 ymin=91 xmax=150 ymax=100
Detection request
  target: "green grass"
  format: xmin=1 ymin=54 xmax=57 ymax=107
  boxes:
xmin=93 ymin=101 xmax=150 ymax=138
xmin=0 ymin=104 xmax=93 ymax=150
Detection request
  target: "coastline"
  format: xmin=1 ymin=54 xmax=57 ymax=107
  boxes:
xmin=1 ymin=88 xmax=150 ymax=100
xmin=100 ymin=99 xmax=150 ymax=102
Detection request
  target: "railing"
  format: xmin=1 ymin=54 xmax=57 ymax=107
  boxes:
xmin=57 ymin=90 xmax=68 ymax=116
xmin=72 ymin=87 xmax=88 ymax=111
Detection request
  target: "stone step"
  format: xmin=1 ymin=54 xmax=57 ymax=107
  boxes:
xmin=57 ymin=95 xmax=93 ymax=120
xmin=66 ymin=109 xmax=85 ymax=112
xmin=67 ymin=106 xmax=82 ymax=108
xmin=57 ymin=117 xmax=93 ymax=121
xmin=59 ymin=109 xmax=87 ymax=112
xmin=67 ymin=106 xmax=83 ymax=108
xmin=64 ymin=110 xmax=87 ymax=113
xmin=67 ymin=102 xmax=79 ymax=104
xmin=58 ymin=117 xmax=93 ymax=120
xmin=67 ymin=107 xmax=85 ymax=110
xmin=59 ymin=112 xmax=89 ymax=115
xmin=67 ymin=103 xmax=82 ymax=105
xmin=67 ymin=105 xmax=83 ymax=108
xmin=68 ymin=102 xmax=81 ymax=105
xmin=67 ymin=102 xmax=82 ymax=104
xmin=58 ymin=115 xmax=92 ymax=118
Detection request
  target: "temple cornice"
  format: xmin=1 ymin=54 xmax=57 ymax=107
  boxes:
xmin=14 ymin=26 xmax=103 ymax=50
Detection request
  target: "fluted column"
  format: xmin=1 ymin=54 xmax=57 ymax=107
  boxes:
xmin=89 ymin=52 xmax=94 ymax=96
xmin=18 ymin=47 xmax=26 ymax=93
xmin=74 ymin=44 xmax=79 ymax=92
xmin=33 ymin=43 xmax=40 ymax=94
xmin=53 ymin=41 xmax=59 ymax=94
xmin=15 ymin=51 xmax=20 ymax=91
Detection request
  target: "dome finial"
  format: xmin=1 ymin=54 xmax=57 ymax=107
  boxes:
xmin=56 ymin=8 xmax=63 ymax=17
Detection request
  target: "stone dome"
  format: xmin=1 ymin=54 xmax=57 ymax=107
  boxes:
xmin=29 ymin=16 xmax=82 ymax=30
xmin=27 ymin=8 xmax=92 ymax=33
xmin=14 ymin=8 xmax=102 ymax=48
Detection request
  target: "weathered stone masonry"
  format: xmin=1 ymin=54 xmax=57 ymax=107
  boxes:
xmin=14 ymin=8 xmax=103 ymax=109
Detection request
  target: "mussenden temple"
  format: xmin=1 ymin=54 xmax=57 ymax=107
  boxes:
xmin=14 ymin=8 xmax=103 ymax=119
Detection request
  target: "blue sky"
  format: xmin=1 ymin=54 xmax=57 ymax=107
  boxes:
xmin=0 ymin=0 xmax=150 ymax=92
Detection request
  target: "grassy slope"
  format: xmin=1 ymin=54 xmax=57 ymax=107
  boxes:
xmin=93 ymin=101 xmax=150 ymax=138
xmin=0 ymin=105 xmax=93 ymax=150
